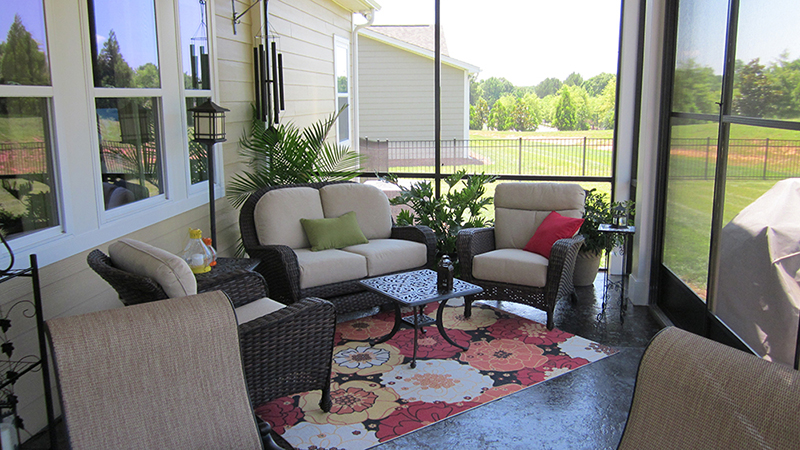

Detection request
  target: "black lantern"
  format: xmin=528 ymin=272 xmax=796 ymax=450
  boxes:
xmin=437 ymin=256 xmax=454 ymax=294
xmin=611 ymin=204 xmax=628 ymax=228
xmin=189 ymin=100 xmax=229 ymax=249
xmin=119 ymin=103 xmax=151 ymax=145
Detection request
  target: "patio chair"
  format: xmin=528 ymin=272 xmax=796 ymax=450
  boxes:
xmin=46 ymin=291 xmax=278 ymax=449
xmin=87 ymin=239 xmax=336 ymax=411
xmin=618 ymin=327 xmax=800 ymax=449
xmin=457 ymin=182 xmax=586 ymax=329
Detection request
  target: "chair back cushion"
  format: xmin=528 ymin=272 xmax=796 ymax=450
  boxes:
xmin=618 ymin=326 xmax=800 ymax=450
xmin=320 ymin=183 xmax=392 ymax=239
xmin=254 ymin=187 xmax=324 ymax=248
xmin=46 ymin=291 xmax=262 ymax=450
xmin=494 ymin=183 xmax=585 ymax=249
xmin=108 ymin=238 xmax=197 ymax=298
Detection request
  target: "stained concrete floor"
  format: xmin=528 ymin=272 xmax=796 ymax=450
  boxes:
xmin=22 ymin=274 xmax=662 ymax=450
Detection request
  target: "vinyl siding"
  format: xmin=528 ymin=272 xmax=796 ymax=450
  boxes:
xmin=357 ymin=34 xmax=468 ymax=142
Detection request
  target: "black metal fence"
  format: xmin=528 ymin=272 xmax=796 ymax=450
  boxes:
xmin=668 ymin=138 xmax=800 ymax=180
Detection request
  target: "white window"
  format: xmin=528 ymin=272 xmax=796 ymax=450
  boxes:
xmin=334 ymin=36 xmax=351 ymax=146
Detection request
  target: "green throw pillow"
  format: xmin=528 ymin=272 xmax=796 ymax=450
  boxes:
xmin=300 ymin=211 xmax=369 ymax=251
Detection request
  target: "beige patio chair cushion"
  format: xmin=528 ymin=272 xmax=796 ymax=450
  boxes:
xmin=235 ymin=296 xmax=286 ymax=325
xmin=494 ymin=183 xmax=585 ymax=249
xmin=108 ymin=238 xmax=197 ymax=298
xmin=294 ymin=248 xmax=368 ymax=289
xmin=254 ymin=187 xmax=324 ymax=248
xmin=472 ymin=248 xmax=549 ymax=287
xmin=342 ymin=239 xmax=428 ymax=276
xmin=320 ymin=183 xmax=393 ymax=239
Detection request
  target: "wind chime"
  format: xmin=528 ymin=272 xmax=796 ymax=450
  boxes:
xmin=252 ymin=1 xmax=285 ymax=125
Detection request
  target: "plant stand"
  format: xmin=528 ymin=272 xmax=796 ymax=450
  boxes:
xmin=596 ymin=224 xmax=636 ymax=323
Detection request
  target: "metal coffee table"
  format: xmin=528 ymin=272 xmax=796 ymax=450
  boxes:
xmin=359 ymin=269 xmax=483 ymax=368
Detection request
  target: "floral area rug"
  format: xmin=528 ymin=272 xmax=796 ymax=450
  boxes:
xmin=256 ymin=302 xmax=617 ymax=450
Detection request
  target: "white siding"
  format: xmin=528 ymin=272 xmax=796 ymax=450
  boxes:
xmin=357 ymin=34 xmax=468 ymax=142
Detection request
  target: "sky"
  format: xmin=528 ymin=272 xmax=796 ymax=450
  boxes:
xmin=370 ymin=0 xmax=623 ymax=87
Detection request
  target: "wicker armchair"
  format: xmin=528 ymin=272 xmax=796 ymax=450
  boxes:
xmin=457 ymin=183 xmax=586 ymax=330
xmin=87 ymin=247 xmax=336 ymax=411
xmin=239 ymin=181 xmax=436 ymax=315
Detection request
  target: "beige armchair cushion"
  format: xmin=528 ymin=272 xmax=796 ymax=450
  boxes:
xmin=108 ymin=238 xmax=197 ymax=298
xmin=320 ymin=183 xmax=392 ymax=239
xmin=294 ymin=248 xmax=368 ymax=289
xmin=342 ymin=239 xmax=428 ymax=276
xmin=235 ymin=296 xmax=286 ymax=325
xmin=472 ymin=248 xmax=549 ymax=287
xmin=254 ymin=187 xmax=324 ymax=248
xmin=494 ymin=183 xmax=585 ymax=249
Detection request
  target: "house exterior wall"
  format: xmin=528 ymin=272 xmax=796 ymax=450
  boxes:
xmin=5 ymin=0 xmax=353 ymax=438
xmin=357 ymin=34 xmax=468 ymax=142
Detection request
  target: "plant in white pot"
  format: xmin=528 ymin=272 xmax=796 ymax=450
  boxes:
xmin=573 ymin=189 xmax=635 ymax=286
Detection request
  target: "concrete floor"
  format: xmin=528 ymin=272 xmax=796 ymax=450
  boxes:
xmin=22 ymin=274 xmax=662 ymax=450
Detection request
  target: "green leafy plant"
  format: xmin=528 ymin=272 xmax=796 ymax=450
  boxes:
xmin=382 ymin=170 xmax=498 ymax=257
xmin=580 ymin=188 xmax=635 ymax=254
xmin=227 ymin=105 xmax=364 ymax=209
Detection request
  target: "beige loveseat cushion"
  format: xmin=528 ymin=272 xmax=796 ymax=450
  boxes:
xmin=494 ymin=183 xmax=585 ymax=249
xmin=342 ymin=239 xmax=427 ymax=277
xmin=235 ymin=297 xmax=286 ymax=325
xmin=319 ymin=183 xmax=392 ymax=239
xmin=108 ymin=238 xmax=197 ymax=298
xmin=294 ymin=248 xmax=368 ymax=289
xmin=254 ymin=187 xmax=324 ymax=249
xmin=472 ymin=248 xmax=549 ymax=287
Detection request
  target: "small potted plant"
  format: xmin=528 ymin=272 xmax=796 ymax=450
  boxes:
xmin=573 ymin=189 xmax=635 ymax=286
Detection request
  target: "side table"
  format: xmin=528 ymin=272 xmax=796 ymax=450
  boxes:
xmin=597 ymin=224 xmax=635 ymax=321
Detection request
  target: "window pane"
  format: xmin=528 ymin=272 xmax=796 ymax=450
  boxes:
xmin=96 ymin=97 xmax=162 ymax=209
xmin=186 ymin=97 xmax=209 ymax=184
xmin=671 ymin=0 xmax=727 ymax=114
xmin=0 ymin=1 xmax=51 ymax=86
xmin=89 ymin=0 xmax=159 ymax=88
xmin=715 ymin=124 xmax=800 ymax=366
xmin=179 ymin=0 xmax=210 ymax=90
xmin=662 ymin=118 xmax=718 ymax=300
xmin=731 ymin=1 xmax=800 ymax=121
xmin=0 ymin=97 xmax=58 ymax=236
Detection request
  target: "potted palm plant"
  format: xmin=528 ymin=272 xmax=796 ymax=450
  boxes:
xmin=574 ymin=189 xmax=635 ymax=286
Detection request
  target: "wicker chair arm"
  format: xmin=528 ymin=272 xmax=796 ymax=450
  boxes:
xmin=391 ymin=225 xmax=437 ymax=268
xmin=197 ymin=270 xmax=268 ymax=307
xmin=237 ymin=297 xmax=336 ymax=406
xmin=456 ymin=227 xmax=496 ymax=282
xmin=544 ymin=235 xmax=585 ymax=303
xmin=245 ymin=244 xmax=302 ymax=304
xmin=87 ymin=249 xmax=169 ymax=305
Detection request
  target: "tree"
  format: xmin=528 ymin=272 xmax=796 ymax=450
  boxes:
xmin=96 ymin=30 xmax=134 ymax=88
xmin=480 ymin=77 xmax=515 ymax=107
xmin=472 ymin=97 xmax=490 ymax=130
xmin=672 ymin=59 xmax=721 ymax=114
xmin=0 ymin=15 xmax=49 ymax=86
xmin=553 ymin=86 xmax=579 ymax=130
xmin=534 ymin=77 xmax=562 ymax=98
xmin=598 ymin=78 xmax=616 ymax=129
xmin=488 ymin=101 xmax=509 ymax=131
xmin=564 ymin=72 xmax=584 ymax=87
xmin=734 ymin=58 xmax=777 ymax=118
xmin=582 ymin=72 xmax=615 ymax=96
xmin=133 ymin=63 xmax=159 ymax=88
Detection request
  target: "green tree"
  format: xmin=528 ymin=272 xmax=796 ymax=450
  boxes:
xmin=469 ymin=105 xmax=480 ymax=130
xmin=0 ymin=15 xmax=49 ymax=86
xmin=480 ymin=77 xmax=515 ymax=106
xmin=564 ymin=72 xmax=584 ymax=87
xmin=597 ymin=78 xmax=616 ymax=129
xmin=769 ymin=53 xmax=800 ymax=119
xmin=672 ymin=59 xmax=720 ymax=114
xmin=96 ymin=30 xmax=134 ymax=88
xmin=473 ymin=97 xmax=490 ymax=130
xmin=534 ymin=77 xmax=562 ymax=98
xmin=488 ymin=101 xmax=509 ymax=131
xmin=521 ymin=93 xmax=542 ymax=131
xmin=133 ymin=63 xmax=160 ymax=88
xmin=582 ymin=72 xmax=615 ymax=96
xmin=734 ymin=58 xmax=777 ymax=118
xmin=554 ymin=86 xmax=579 ymax=130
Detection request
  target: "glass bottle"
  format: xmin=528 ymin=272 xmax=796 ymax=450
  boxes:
xmin=182 ymin=228 xmax=212 ymax=274
xmin=202 ymin=237 xmax=217 ymax=267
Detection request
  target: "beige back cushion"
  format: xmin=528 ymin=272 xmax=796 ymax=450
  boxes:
xmin=47 ymin=291 xmax=262 ymax=450
xmin=320 ymin=183 xmax=392 ymax=239
xmin=494 ymin=183 xmax=586 ymax=249
xmin=254 ymin=187 xmax=324 ymax=248
xmin=108 ymin=238 xmax=197 ymax=298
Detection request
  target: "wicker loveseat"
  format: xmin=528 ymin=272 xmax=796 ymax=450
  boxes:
xmin=239 ymin=181 xmax=436 ymax=314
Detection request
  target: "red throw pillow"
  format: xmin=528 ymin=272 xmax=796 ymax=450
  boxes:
xmin=523 ymin=211 xmax=585 ymax=258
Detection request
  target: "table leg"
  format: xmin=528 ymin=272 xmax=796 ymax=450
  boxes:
xmin=411 ymin=306 xmax=420 ymax=369
xmin=436 ymin=298 xmax=468 ymax=351
xmin=371 ymin=303 xmax=402 ymax=345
